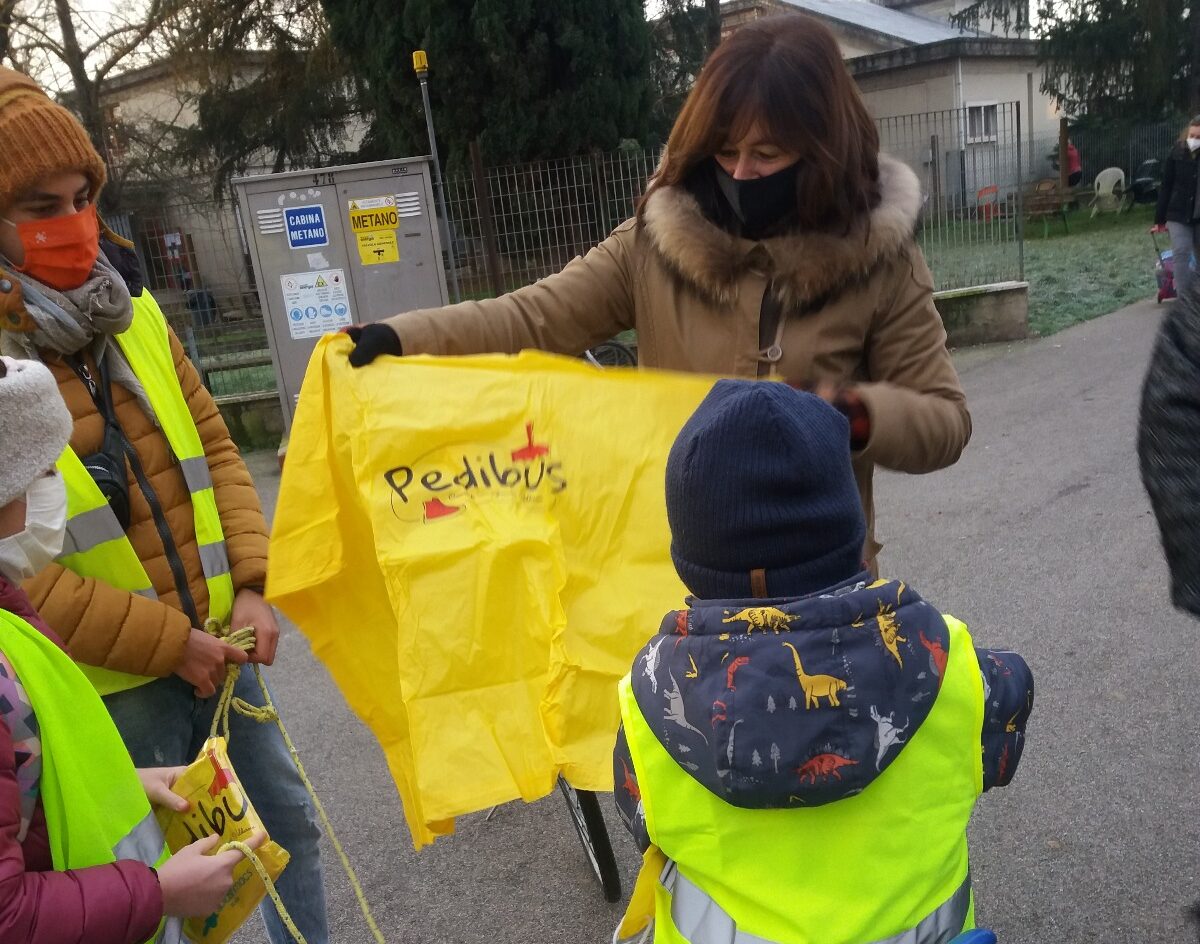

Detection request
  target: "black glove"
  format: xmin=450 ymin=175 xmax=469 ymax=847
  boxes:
xmin=346 ymin=323 xmax=403 ymax=367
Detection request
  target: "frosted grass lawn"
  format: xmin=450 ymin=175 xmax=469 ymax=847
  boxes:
xmin=1023 ymin=204 xmax=1159 ymax=335
xmin=924 ymin=204 xmax=1160 ymax=338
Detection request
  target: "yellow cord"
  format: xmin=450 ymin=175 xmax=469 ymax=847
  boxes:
xmin=218 ymin=840 xmax=310 ymax=944
xmin=205 ymin=619 xmax=387 ymax=944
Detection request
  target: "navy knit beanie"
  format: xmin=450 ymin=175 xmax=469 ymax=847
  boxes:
xmin=665 ymin=380 xmax=867 ymax=599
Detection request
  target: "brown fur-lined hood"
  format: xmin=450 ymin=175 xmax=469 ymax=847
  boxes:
xmin=640 ymin=153 xmax=923 ymax=310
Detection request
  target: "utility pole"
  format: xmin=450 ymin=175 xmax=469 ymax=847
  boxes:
xmin=413 ymin=50 xmax=461 ymax=303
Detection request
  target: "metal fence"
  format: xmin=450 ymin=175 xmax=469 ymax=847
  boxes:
xmin=442 ymin=106 xmax=1027 ymax=299
xmin=877 ymin=102 xmax=1024 ymax=290
xmin=1025 ymin=119 xmax=1183 ymax=192
xmin=114 ymin=109 xmax=1198 ymax=408
xmin=441 ymin=148 xmax=662 ymax=299
xmin=115 ymin=108 xmax=1036 ymax=408
xmin=118 ymin=182 xmax=275 ymax=401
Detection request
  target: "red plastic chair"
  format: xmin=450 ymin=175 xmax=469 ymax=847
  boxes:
xmin=976 ymin=184 xmax=999 ymax=221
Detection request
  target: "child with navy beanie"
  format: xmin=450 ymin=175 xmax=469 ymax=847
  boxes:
xmin=612 ymin=379 xmax=1033 ymax=944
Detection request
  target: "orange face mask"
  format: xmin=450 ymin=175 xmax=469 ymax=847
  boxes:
xmin=5 ymin=204 xmax=100 ymax=291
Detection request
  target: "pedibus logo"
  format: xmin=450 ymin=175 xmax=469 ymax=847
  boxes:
xmin=384 ymin=422 xmax=567 ymax=523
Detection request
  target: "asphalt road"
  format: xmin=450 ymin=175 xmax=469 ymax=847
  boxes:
xmin=236 ymin=297 xmax=1200 ymax=944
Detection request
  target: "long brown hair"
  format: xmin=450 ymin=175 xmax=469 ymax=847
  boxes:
xmin=1178 ymin=116 xmax=1200 ymax=142
xmin=640 ymin=15 xmax=881 ymax=235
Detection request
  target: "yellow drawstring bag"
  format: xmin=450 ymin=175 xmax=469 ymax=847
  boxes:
xmin=155 ymin=737 xmax=291 ymax=944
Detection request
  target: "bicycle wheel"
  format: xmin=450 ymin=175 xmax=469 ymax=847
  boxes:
xmin=585 ymin=339 xmax=637 ymax=368
xmin=557 ymin=777 xmax=622 ymax=902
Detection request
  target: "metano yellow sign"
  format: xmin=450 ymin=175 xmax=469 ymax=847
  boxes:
xmin=348 ymin=196 xmax=399 ymax=232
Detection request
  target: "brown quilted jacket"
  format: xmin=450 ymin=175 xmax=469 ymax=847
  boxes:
xmin=21 ymin=327 xmax=268 ymax=677
xmin=384 ymin=155 xmax=971 ymax=565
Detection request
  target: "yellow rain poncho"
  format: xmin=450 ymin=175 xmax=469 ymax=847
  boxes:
xmin=267 ymin=336 xmax=716 ymax=847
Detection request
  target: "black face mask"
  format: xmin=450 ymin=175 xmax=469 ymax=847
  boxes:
xmin=713 ymin=160 xmax=799 ymax=239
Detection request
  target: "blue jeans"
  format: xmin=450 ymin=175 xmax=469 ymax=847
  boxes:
xmin=104 ymin=671 xmax=329 ymax=944
xmin=1167 ymin=221 xmax=1196 ymax=299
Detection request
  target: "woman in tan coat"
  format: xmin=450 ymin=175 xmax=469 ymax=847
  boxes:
xmin=348 ymin=15 xmax=970 ymax=569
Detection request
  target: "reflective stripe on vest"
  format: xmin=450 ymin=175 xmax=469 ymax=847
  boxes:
xmin=113 ymin=810 xmax=168 ymax=864
xmin=158 ymin=919 xmax=185 ymax=944
xmin=154 ymin=919 xmax=184 ymax=944
xmin=618 ymin=612 xmax=984 ymax=944
xmin=57 ymin=448 xmax=158 ymax=602
xmin=0 ymin=609 xmax=174 ymax=944
xmin=55 ymin=290 xmax=235 ymax=694
xmin=660 ymin=860 xmax=972 ymax=944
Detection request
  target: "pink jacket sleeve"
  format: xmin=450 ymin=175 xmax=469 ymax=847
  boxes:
xmin=0 ymin=690 xmax=164 ymax=944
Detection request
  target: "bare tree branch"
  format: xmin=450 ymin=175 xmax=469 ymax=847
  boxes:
xmin=0 ymin=0 xmax=21 ymax=62
xmin=98 ymin=0 xmax=185 ymax=78
xmin=83 ymin=22 xmax=151 ymax=59
xmin=5 ymin=8 xmax=67 ymax=59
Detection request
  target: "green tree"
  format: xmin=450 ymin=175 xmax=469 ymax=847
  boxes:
xmin=165 ymin=0 xmax=359 ymax=196
xmin=321 ymin=0 xmax=654 ymax=167
xmin=1034 ymin=0 xmax=1194 ymax=121
xmin=648 ymin=0 xmax=717 ymax=139
xmin=947 ymin=0 xmax=1031 ymax=36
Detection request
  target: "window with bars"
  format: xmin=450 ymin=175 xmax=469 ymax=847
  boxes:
xmin=966 ymin=103 xmax=999 ymax=144
xmin=135 ymin=217 xmax=200 ymax=293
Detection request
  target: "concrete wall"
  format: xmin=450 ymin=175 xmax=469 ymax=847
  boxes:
xmin=104 ymin=71 xmax=368 ymax=164
xmin=856 ymin=55 xmax=1057 ymax=138
xmin=106 ymin=73 xmax=200 ymax=130
xmin=960 ymin=57 xmax=1059 ymax=142
xmin=839 ymin=35 xmax=894 ymax=58
xmin=936 ymin=281 xmax=1029 ymax=346
xmin=857 ymin=62 xmax=957 ymax=117
xmin=218 ymin=395 xmax=286 ymax=452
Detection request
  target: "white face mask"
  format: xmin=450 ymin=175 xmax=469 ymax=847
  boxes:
xmin=1187 ymin=136 xmax=1200 ymax=152
xmin=0 ymin=474 xmax=68 ymax=583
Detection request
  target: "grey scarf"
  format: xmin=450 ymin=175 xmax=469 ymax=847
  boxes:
xmin=0 ymin=251 xmax=158 ymax=423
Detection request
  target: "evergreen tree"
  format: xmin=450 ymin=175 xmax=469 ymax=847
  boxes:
xmin=166 ymin=0 xmax=358 ymax=196
xmin=648 ymin=0 xmax=718 ymax=139
xmin=321 ymin=0 xmax=653 ymax=167
xmin=1036 ymin=0 xmax=1189 ymax=122
xmin=951 ymin=1 xmax=1200 ymax=121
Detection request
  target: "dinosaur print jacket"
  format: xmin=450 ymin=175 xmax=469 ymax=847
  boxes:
xmin=613 ymin=575 xmax=1033 ymax=850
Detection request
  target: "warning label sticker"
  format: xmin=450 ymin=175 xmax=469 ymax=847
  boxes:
xmin=356 ymin=231 xmax=399 ymax=266
xmin=349 ymin=195 xmax=399 ymax=232
xmin=281 ymin=268 xmax=352 ymax=340
xmin=348 ymin=195 xmax=394 ymax=211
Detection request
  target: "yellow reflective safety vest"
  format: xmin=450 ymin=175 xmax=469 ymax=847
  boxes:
xmin=55 ymin=291 xmax=234 ymax=694
xmin=617 ymin=614 xmax=983 ymax=944
xmin=0 ymin=608 xmax=181 ymax=943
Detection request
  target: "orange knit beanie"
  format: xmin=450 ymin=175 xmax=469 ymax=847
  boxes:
xmin=0 ymin=67 xmax=106 ymax=212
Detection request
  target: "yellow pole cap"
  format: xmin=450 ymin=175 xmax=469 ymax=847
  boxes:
xmin=413 ymin=50 xmax=429 ymax=74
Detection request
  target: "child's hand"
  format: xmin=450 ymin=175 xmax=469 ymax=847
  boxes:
xmin=136 ymin=767 xmax=189 ymax=813
xmin=157 ymin=832 xmax=266 ymax=918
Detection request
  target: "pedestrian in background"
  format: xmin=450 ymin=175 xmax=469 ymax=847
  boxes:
xmin=1151 ymin=116 xmax=1200 ymax=298
xmin=1066 ymin=139 xmax=1082 ymax=187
